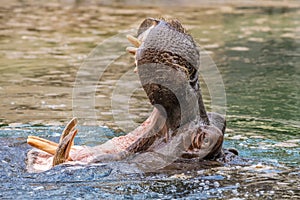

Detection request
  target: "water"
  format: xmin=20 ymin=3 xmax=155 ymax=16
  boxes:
xmin=0 ymin=1 xmax=299 ymax=199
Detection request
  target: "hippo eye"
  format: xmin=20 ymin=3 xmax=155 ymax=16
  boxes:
xmin=204 ymin=138 xmax=209 ymax=144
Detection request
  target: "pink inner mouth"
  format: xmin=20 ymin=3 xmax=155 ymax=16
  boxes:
xmin=26 ymin=109 xmax=157 ymax=172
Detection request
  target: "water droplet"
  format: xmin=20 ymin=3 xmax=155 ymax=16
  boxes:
xmin=214 ymin=181 xmax=220 ymax=188
xmin=199 ymin=182 xmax=205 ymax=187
xmin=33 ymin=186 xmax=44 ymax=191
xmin=232 ymin=189 xmax=239 ymax=195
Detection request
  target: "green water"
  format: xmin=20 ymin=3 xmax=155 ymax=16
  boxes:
xmin=0 ymin=1 xmax=299 ymax=199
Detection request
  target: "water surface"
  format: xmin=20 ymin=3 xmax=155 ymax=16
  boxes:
xmin=0 ymin=1 xmax=299 ymax=199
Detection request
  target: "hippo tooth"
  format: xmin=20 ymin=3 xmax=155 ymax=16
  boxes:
xmin=133 ymin=59 xmax=138 ymax=73
xmin=59 ymin=117 xmax=78 ymax=144
xmin=27 ymin=117 xmax=78 ymax=164
xmin=52 ymin=118 xmax=79 ymax=166
xmin=27 ymin=135 xmax=79 ymax=156
xmin=52 ymin=129 xmax=78 ymax=166
xmin=27 ymin=135 xmax=58 ymax=155
xmin=126 ymin=34 xmax=141 ymax=47
xmin=126 ymin=46 xmax=137 ymax=54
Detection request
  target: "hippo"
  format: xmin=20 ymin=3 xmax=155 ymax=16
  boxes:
xmin=26 ymin=18 xmax=238 ymax=173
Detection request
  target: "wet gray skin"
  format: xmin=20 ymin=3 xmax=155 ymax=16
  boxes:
xmin=26 ymin=18 xmax=237 ymax=172
xmin=88 ymin=18 xmax=236 ymax=166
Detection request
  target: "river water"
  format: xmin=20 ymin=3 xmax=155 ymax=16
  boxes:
xmin=0 ymin=1 xmax=299 ymax=199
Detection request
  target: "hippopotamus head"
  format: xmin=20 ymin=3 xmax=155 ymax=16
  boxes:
xmin=26 ymin=18 xmax=229 ymax=173
xmin=134 ymin=18 xmax=205 ymax=129
xmin=126 ymin=18 xmax=225 ymax=161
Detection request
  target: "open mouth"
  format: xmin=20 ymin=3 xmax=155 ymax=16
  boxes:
xmin=26 ymin=18 xmax=230 ymax=173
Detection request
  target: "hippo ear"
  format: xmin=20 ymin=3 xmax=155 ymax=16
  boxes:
xmin=166 ymin=19 xmax=186 ymax=34
xmin=137 ymin=18 xmax=159 ymax=36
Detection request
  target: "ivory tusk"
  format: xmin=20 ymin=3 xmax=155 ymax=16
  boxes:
xmin=53 ymin=129 xmax=78 ymax=166
xmin=59 ymin=117 xmax=78 ymax=143
xmin=27 ymin=136 xmax=58 ymax=155
xmin=126 ymin=46 xmax=137 ymax=55
xmin=27 ymin=135 xmax=79 ymax=155
xmin=126 ymin=34 xmax=141 ymax=47
xmin=27 ymin=117 xmax=78 ymax=156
